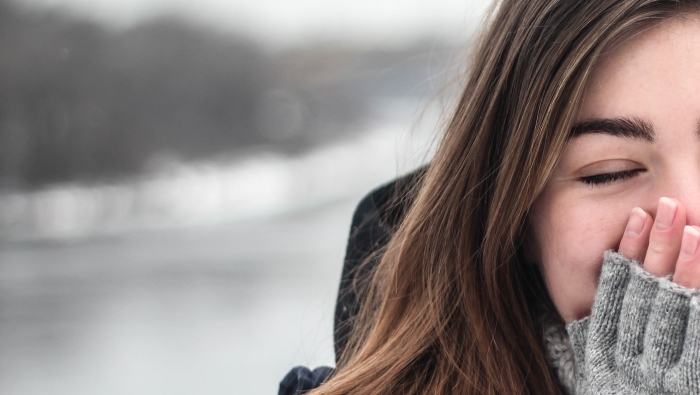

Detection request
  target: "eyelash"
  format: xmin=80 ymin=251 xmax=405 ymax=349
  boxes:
xmin=578 ymin=169 xmax=645 ymax=186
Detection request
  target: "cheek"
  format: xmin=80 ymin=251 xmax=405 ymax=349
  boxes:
xmin=531 ymin=198 xmax=630 ymax=322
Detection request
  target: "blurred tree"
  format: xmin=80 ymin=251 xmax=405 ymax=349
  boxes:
xmin=0 ymin=0 xmax=453 ymax=189
xmin=0 ymin=3 xmax=271 ymax=188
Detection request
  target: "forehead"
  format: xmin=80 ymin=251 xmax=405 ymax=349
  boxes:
xmin=578 ymin=15 xmax=700 ymax=125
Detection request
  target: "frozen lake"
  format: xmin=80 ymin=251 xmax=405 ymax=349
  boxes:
xmin=0 ymin=196 xmax=358 ymax=395
xmin=0 ymin=96 xmax=439 ymax=394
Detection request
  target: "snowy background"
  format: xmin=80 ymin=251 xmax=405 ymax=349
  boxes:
xmin=0 ymin=1 xmax=490 ymax=394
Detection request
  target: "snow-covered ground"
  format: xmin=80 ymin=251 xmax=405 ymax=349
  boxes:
xmin=0 ymin=197 xmax=353 ymax=395
xmin=0 ymin=99 xmax=441 ymax=395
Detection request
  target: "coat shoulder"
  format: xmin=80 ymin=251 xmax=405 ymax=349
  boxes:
xmin=334 ymin=167 xmax=427 ymax=360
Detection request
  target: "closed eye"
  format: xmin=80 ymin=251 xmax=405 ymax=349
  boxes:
xmin=578 ymin=169 xmax=645 ymax=186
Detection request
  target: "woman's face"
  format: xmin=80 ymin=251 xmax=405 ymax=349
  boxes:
xmin=530 ymin=15 xmax=700 ymax=323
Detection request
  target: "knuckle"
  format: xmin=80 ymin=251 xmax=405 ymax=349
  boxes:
xmin=648 ymin=242 xmax=670 ymax=257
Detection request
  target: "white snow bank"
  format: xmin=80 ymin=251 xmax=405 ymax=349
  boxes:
xmin=0 ymin=118 xmax=436 ymax=240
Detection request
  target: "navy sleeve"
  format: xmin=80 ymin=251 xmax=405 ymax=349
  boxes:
xmin=278 ymin=366 xmax=333 ymax=395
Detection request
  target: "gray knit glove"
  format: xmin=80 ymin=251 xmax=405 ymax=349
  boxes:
xmin=566 ymin=251 xmax=700 ymax=394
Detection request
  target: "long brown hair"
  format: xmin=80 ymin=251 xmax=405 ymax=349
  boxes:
xmin=313 ymin=1 xmax=699 ymax=394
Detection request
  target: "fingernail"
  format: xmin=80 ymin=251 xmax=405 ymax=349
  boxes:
xmin=680 ymin=226 xmax=700 ymax=259
xmin=625 ymin=207 xmax=647 ymax=238
xmin=655 ymin=197 xmax=677 ymax=230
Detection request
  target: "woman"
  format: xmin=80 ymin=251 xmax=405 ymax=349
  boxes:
xmin=281 ymin=0 xmax=700 ymax=394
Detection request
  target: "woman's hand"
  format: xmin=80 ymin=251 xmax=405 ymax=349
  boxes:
xmin=568 ymin=198 xmax=700 ymax=391
xmin=618 ymin=197 xmax=700 ymax=288
xmin=567 ymin=204 xmax=700 ymax=394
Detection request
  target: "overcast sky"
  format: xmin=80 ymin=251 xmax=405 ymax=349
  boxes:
xmin=16 ymin=0 xmax=492 ymax=49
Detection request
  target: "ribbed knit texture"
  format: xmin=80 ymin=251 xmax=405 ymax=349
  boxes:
xmin=279 ymin=251 xmax=700 ymax=395
xmin=539 ymin=309 xmax=577 ymax=395
xmin=566 ymin=251 xmax=700 ymax=394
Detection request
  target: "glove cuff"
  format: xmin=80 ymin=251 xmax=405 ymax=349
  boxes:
xmin=566 ymin=251 xmax=700 ymax=394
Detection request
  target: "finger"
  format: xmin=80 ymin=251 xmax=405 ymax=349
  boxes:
xmin=584 ymin=253 xmax=632 ymax=372
xmin=673 ymin=226 xmax=700 ymax=289
xmin=641 ymin=286 xmax=690 ymax=378
xmin=643 ymin=197 xmax=686 ymax=277
xmin=666 ymin=300 xmax=700 ymax=391
xmin=616 ymin=265 xmax=657 ymax=377
xmin=618 ymin=207 xmax=653 ymax=261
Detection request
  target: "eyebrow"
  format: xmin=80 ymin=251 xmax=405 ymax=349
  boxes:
xmin=569 ymin=117 xmax=655 ymax=142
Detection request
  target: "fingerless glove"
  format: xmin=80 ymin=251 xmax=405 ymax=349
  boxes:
xmin=567 ymin=251 xmax=700 ymax=394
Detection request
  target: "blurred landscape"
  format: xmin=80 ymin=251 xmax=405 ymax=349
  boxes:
xmin=0 ymin=0 xmax=477 ymax=393
xmin=0 ymin=0 xmax=458 ymax=189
